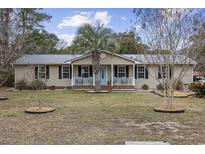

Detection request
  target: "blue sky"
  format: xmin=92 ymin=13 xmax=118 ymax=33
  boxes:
xmin=42 ymin=8 xmax=134 ymax=46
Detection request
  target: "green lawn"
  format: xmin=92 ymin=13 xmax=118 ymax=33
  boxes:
xmin=0 ymin=87 xmax=205 ymax=144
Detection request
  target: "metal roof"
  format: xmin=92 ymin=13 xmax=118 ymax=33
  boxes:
xmin=123 ymin=54 xmax=197 ymax=65
xmin=15 ymin=54 xmax=81 ymax=65
xmin=15 ymin=53 xmax=196 ymax=65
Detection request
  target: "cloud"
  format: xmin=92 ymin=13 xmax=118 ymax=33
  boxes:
xmin=56 ymin=33 xmax=76 ymax=46
xmin=94 ymin=11 xmax=111 ymax=26
xmin=120 ymin=16 xmax=127 ymax=21
xmin=58 ymin=11 xmax=112 ymax=29
xmin=57 ymin=14 xmax=94 ymax=29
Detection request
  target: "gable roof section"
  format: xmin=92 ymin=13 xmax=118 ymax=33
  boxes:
xmin=65 ymin=50 xmax=141 ymax=64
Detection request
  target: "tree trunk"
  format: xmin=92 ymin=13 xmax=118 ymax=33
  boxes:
xmin=92 ymin=51 xmax=101 ymax=92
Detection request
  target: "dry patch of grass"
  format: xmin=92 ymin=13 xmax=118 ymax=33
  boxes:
xmin=0 ymin=87 xmax=205 ymax=144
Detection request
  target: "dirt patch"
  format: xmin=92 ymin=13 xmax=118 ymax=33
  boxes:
xmin=125 ymin=121 xmax=199 ymax=142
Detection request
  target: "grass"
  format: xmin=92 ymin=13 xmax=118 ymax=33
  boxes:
xmin=0 ymin=87 xmax=205 ymax=144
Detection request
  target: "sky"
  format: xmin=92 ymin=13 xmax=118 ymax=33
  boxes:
xmin=42 ymin=8 xmax=135 ymax=46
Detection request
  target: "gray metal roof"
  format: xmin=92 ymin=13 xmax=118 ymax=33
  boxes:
xmin=123 ymin=54 xmax=197 ymax=65
xmin=15 ymin=54 xmax=81 ymax=65
xmin=15 ymin=53 xmax=196 ymax=65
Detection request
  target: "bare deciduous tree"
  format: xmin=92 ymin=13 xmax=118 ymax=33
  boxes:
xmin=133 ymin=8 xmax=204 ymax=109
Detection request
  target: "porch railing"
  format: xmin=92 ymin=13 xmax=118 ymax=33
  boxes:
xmin=74 ymin=77 xmax=93 ymax=85
xmin=112 ymin=77 xmax=133 ymax=85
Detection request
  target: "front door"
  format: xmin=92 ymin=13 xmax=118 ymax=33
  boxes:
xmin=100 ymin=66 xmax=107 ymax=85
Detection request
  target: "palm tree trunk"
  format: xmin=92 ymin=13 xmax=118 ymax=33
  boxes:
xmin=92 ymin=51 xmax=101 ymax=92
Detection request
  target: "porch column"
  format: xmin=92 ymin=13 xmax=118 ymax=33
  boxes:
xmin=132 ymin=64 xmax=135 ymax=86
xmin=71 ymin=64 xmax=74 ymax=86
xmin=111 ymin=64 xmax=113 ymax=86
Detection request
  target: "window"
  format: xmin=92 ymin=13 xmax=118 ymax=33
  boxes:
xmin=62 ymin=66 xmax=70 ymax=78
xmin=159 ymin=66 xmax=167 ymax=78
xmin=137 ymin=66 xmax=145 ymax=78
xmin=118 ymin=66 xmax=126 ymax=77
xmin=82 ymin=66 xmax=89 ymax=78
xmin=39 ymin=66 xmax=46 ymax=79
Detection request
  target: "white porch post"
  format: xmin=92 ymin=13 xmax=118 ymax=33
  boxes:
xmin=132 ymin=64 xmax=135 ymax=86
xmin=111 ymin=64 xmax=113 ymax=86
xmin=71 ymin=64 xmax=74 ymax=86
xmin=93 ymin=70 xmax=95 ymax=86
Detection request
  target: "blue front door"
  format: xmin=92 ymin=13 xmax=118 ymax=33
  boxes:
xmin=100 ymin=66 xmax=107 ymax=85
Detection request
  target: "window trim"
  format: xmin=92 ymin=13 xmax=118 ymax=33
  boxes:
xmin=137 ymin=66 xmax=145 ymax=79
xmin=62 ymin=65 xmax=70 ymax=79
xmin=81 ymin=65 xmax=90 ymax=78
xmin=38 ymin=66 xmax=46 ymax=79
xmin=117 ymin=65 xmax=126 ymax=78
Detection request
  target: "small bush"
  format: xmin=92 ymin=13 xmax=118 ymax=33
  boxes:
xmin=189 ymin=82 xmax=205 ymax=96
xmin=141 ymin=84 xmax=149 ymax=90
xmin=49 ymin=85 xmax=55 ymax=90
xmin=3 ymin=74 xmax=14 ymax=87
xmin=175 ymin=80 xmax=183 ymax=90
xmin=156 ymin=83 xmax=164 ymax=90
xmin=30 ymin=80 xmax=46 ymax=90
xmin=16 ymin=79 xmax=29 ymax=90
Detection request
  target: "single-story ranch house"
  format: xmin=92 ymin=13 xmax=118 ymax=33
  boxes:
xmin=14 ymin=50 xmax=196 ymax=90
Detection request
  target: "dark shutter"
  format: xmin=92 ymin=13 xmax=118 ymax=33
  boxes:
xmin=145 ymin=67 xmax=149 ymax=79
xmin=46 ymin=66 xmax=49 ymax=79
xmin=35 ymin=66 xmax=38 ymax=79
xmin=89 ymin=65 xmax=93 ymax=77
xmin=135 ymin=66 xmax=138 ymax=79
xmin=158 ymin=66 xmax=161 ymax=79
xmin=59 ymin=66 xmax=62 ymax=79
xmin=114 ymin=65 xmax=117 ymax=77
xmin=169 ymin=67 xmax=172 ymax=79
xmin=78 ymin=66 xmax=81 ymax=77
xmin=126 ymin=65 xmax=129 ymax=77
xmin=70 ymin=65 xmax=72 ymax=79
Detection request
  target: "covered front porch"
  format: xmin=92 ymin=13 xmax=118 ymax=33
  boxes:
xmin=71 ymin=64 xmax=135 ymax=87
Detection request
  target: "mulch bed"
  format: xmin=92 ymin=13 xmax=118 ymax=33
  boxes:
xmin=0 ymin=97 xmax=8 ymax=101
xmin=25 ymin=107 xmax=56 ymax=114
xmin=153 ymin=90 xmax=194 ymax=98
xmin=154 ymin=107 xmax=185 ymax=113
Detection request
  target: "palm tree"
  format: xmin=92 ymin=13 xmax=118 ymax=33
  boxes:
xmin=73 ymin=24 xmax=116 ymax=92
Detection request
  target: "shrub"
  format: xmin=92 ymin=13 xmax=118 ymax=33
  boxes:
xmin=49 ymin=85 xmax=55 ymax=90
xmin=156 ymin=83 xmax=164 ymax=90
xmin=3 ymin=74 xmax=14 ymax=87
xmin=30 ymin=80 xmax=46 ymax=90
xmin=189 ymin=82 xmax=205 ymax=96
xmin=16 ymin=79 xmax=29 ymax=90
xmin=175 ymin=80 xmax=183 ymax=90
xmin=141 ymin=84 xmax=149 ymax=90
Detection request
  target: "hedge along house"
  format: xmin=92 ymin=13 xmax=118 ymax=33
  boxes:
xmin=14 ymin=50 xmax=196 ymax=90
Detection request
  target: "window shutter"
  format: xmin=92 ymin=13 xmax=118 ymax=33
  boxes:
xmin=135 ymin=66 xmax=137 ymax=79
xmin=145 ymin=67 xmax=149 ymax=79
xmin=59 ymin=66 xmax=62 ymax=79
xmin=126 ymin=65 xmax=129 ymax=77
xmin=78 ymin=66 xmax=81 ymax=77
xmin=70 ymin=65 xmax=72 ymax=79
xmin=114 ymin=65 xmax=117 ymax=77
xmin=89 ymin=65 xmax=93 ymax=77
xmin=158 ymin=66 xmax=161 ymax=79
xmin=169 ymin=67 xmax=172 ymax=79
xmin=46 ymin=66 xmax=49 ymax=79
xmin=35 ymin=66 xmax=38 ymax=79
